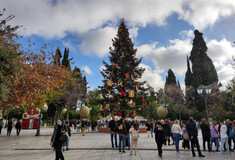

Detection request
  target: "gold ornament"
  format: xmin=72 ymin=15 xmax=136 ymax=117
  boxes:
xmin=122 ymin=52 xmax=125 ymax=57
xmin=107 ymin=81 xmax=113 ymax=86
xmin=112 ymin=64 xmax=114 ymax=69
xmin=129 ymin=91 xmax=135 ymax=97
xmin=118 ymin=80 xmax=123 ymax=86
xmin=157 ymin=106 xmax=168 ymax=118
xmin=133 ymin=110 xmax=136 ymax=117
xmin=108 ymin=90 xmax=111 ymax=96
xmin=128 ymin=100 xmax=135 ymax=107
xmin=80 ymin=106 xmax=90 ymax=118
xmin=131 ymin=75 xmax=134 ymax=80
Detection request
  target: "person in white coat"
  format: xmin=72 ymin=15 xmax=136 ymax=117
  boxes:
xmin=220 ymin=122 xmax=230 ymax=154
xmin=171 ymin=120 xmax=182 ymax=153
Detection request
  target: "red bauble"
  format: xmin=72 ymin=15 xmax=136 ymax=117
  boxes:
xmin=128 ymin=112 xmax=130 ymax=114
xmin=112 ymin=56 xmax=114 ymax=58
xmin=109 ymin=75 xmax=111 ymax=77
xmin=112 ymin=70 xmax=114 ymax=72
xmin=113 ymin=82 xmax=116 ymax=85
xmin=118 ymin=60 xmax=120 ymax=63
xmin=112 ymin=97 xmax=115 ymax=100
xmin=116 ymin=104 xmax=119 ymax=107
xmin=100 ymin=71 xmax=102 ymax=74
xmin=125 ymin=88 xmax=127 ymax=90
xmin=142 ymin=96 xmax=144 ymax=98
xmin=93 ymin=100 xmax=95 ymax=102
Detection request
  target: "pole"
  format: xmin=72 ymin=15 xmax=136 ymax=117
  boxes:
xmin=35 ymin=109 xmax=41 ymax=136
xmin=204 ymin=92 xmax=209 ymax=124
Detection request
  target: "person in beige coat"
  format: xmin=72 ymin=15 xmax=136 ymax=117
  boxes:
xmin=171 ymin=120 xmax=182 ymax=153
xmin=129 ymin=123 xmax=139 ymax=156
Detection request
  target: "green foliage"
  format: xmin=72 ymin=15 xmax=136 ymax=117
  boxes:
xmin=8 ymin=107 xmax=25 ymax=120
xmin=87 ymin=89 xmax=102 ymax=120
xmin=165 ymin=69 xmax=176 ymax=86
xmin=62 ymin=48 xmax=71 ymax=70
xmin=189 ymin=30 xmax=218 ymax=89
xmin=185 ymin=56 xmax=193 ymax=87
xmin=61 ymin=110 xmax=80 ymax=120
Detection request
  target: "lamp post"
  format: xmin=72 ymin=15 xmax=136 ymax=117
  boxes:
xmin=197 ymin=85 xmax=211 ymax=124
xmin=161 ymin=102 xmax=169 ymax=118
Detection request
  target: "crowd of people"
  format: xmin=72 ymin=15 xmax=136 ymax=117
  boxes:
xmin=107 ymin=117 xmax=235 ymax=158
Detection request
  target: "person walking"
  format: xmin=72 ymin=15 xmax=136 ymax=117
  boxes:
xmin=0 ymin=119 xmax=4 ymax=135
xmin=81 ymin=119 xmax=86 ymax=136
xmin=220 ymin=122 xmax=230 ymax=154
xmin=62 ymin=121 xmax=71 ymax=151
xmin=108 ymin=116 xmax=118 ymax=148
xmin=7 ymin=118 xmax=13 ymax=136
xmin=186 ymin=117 xmax=205 ymax=157
xmin=15 ymin=120 xmax=22 ymax=136
xmin=50 ymin=119 xmax=67 ymax=160
xmin=182 ymin=123 xmax=190 ymax=152
xmin=232 ymin=120 xmax=235 ymax=150
xmin=154 ymin=121 xmax=165 ymax=157
xmin=163 ymin=119 xmax=171 ymax=145
xmin=146 ymin=121 xmax=151 ymax=138
xmin=117 ymin=118 xmax=127 ymax=153
xmin=125 ymin=119 xmax=131 ymax=150
xmin=225 ymin=119 xmax=233 ymax=151
xmin=210 ymin=121 xmax=219 ymax=151
xmin=129 ymin=123 xmax=139 ymax=156
xmin=171 ymin=120 xmax=182 ymax=153
xmin=200 ymin=118 xmax=211 ymax=152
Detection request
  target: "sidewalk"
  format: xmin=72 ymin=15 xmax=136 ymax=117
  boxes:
xmin=0 ymin=128 xmax=234 ymax=160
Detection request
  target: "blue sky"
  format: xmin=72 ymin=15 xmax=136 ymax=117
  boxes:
xmin=1 ymin=0 xmax=235 ymax=91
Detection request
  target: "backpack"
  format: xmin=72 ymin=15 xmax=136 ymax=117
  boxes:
xmin=229 ymin=128 xmax=234 ymax=138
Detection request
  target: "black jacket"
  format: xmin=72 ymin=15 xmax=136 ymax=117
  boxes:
xmin=117 ymin=122 xmax=127 ymax=135
xmin=154 ymin=126 xmax=165 ymax=142
xmin=109 ymin=120 xmax=117 ymax=132
xmin=162 ymin=123 xmax=171 ymax=136
xmin=51 ymin=123 xmax=66 ymax=147
xmin=146 ymin=123 xmax=151 ymax=131
xmin=200 ymin=122 xmax=210 ymax=139
xmin=186 ymin=120 xmax=198 ymax=137
xmin=125 ymin=121 xmax=131 ymax=133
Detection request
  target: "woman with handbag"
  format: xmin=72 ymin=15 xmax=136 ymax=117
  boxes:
xmin=50 ymin=119 xmax=67 ymax=160
xmin=171 ymin=120 xmax=182 ymax=153
xmin=210 ymin=121 xmax=219 ymax=151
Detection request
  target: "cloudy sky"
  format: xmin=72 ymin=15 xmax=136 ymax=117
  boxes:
xmin=1 ymin=0 xmax=235 ymax=91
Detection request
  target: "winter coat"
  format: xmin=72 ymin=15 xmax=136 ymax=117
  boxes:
xmin=109 ymin=120 xmax=117 ymax=132
xmin=200 ymin=122 xmax=210 ymax=139
xmin=146 ymin=123 xmax=151 ymax=131
xmin=210 ymin=126 xmax=219 ymax=138
xmin=220 ymin=124 xmax=228 ymax=139
xmin=154 ymin=126 xmax=165 ymax=143
xmin=125 ymin=121 xmax=131 ymax=133
xmin=117 ymin=122 xmax=127 ymax=135
xmin=171 ymin=124 xmax=182 ymax=134
xmin=51 ymin=123 xmax=67 ymax=147
xmin=15 ymin=122 xmax=22 ymax=129
xmin=162 ymin=123 xmax=171 ymax=136
xmin=186 ymin=120 xmax=198 ymax=137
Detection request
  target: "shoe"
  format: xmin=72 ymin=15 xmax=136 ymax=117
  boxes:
xmin=159 ymin=154 xmax=162 ymax=157
xmin=123 ymin=151 xmax=126 ymax=153
xmin=134 ymin=153 xmax=137 ymax=156
xmin=62 ymin=149 xmax=65 ymax=152
xmin=199 ymin=154 xmax=205 ymax=157
xmin=215 ymin=150 xmax=219 ymax=152
xmin=168 ymin=144 xmax=171 ymax=146
xmin=192 ymin=154 xmax=196 ymax=157
xmin=66 ymin=148 xmax=70 ymax=151
xmin=116 ymin=146 xmax=118 ymax=148
xmin=130 ymin=153 xmax=132 ymax=156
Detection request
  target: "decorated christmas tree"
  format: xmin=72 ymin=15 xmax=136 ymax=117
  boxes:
xmin=98 ymin=19 xmax=150 ymax=118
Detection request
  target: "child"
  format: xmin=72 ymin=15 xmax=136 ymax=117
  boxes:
xmin=182 ymin=123 xmax=190 ymax=152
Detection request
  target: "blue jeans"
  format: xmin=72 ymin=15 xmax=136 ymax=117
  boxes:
xmin=110 ymin=131 xmax=117 ymax=147
xmin=62 ymin=137 xmax=69 ymax=150
xmin=150 ymin=128 xmax=153 ymax=138
xmin=126 ymin=133 xmax=130 ymax=147
xmin=173 ymin=133 xmax=181 ymax=152
xmin=119 ymin=134 xmax=126 ymax=152
xmin=210 ymin=137 xmax=219 ymax=150
xmin=220 ymin=138 xmax=229 ymax=153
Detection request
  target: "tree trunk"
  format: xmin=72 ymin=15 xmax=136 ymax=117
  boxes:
xmin=66 ymin=105 xmax=70 ymax=121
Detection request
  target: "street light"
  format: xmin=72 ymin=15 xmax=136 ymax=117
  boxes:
xmin=197 ymin=85 xmax=211 ymax=124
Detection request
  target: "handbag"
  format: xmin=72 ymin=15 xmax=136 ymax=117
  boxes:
xmin=60 ymin=133 xmax=67 ymax=142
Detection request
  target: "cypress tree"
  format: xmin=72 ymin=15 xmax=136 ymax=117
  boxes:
xmin=62 ymin=48 xmax=71 ymax=70
xmin=185 ymin=56 xmax=193 ymax=87
xmin=54 ymin=47 xmax=62 ymax=65
xmin=189 ymin=30 xmax=218 ymax=88
xmin=165 ymin=69 xmax=176 ymax=86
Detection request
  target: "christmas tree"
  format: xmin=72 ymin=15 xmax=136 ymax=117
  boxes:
xmin=99 ymin=19 xmax=149 ymax=118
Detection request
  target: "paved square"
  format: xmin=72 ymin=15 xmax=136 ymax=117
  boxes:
xmin=0 ymin=128 xmax=234 ymax=160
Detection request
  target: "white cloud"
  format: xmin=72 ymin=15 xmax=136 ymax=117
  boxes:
xmin=79 ymin=26 xmax=116 ymax=57
xmin=137 ymin=39 xmax=192 ymax=76
xmin=139 ymin=64 xmax=165 ymax=91
xmin=62 ymin=40 xmax=76 ymax=52
xmin=81 ymin=65 xmax=92 ymax=75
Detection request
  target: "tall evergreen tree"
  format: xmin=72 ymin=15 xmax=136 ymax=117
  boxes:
xmin=62 ymin=48 xmax=71 ymax=70
xmin=185 ymin=56 xmax=193 ymax=87
xmin=165 ymin=69 xmax=176 ymax=86
xmin=54 ymin=47 xmax=62 ymax=65
xmin=189 ymin=30 xmax=218 ymax=88
xmin=99 ymin=19 xmax=149 ymax=117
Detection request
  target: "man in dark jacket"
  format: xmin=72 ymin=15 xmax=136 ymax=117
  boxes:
xmin=125 ymin=119 xmax=131 ymax=149
xmin=117 ymin=118 xmax=127 ymax=153
xmin=162 ymin=119 xmax=171 ymax=145
xmin=187 ymin=117 xmax=205 ymax=157
xmin=62 ymin=121 xmax=71 ymax=151
xmin=7 ymin=118 xmax=13 ymax=136
xmin=200 ymin=118 xmax=211 ymax=151
xmin=225 ymin=119 xmax=233 ymax=151
xmin=15 ymin=120 xmax=22 ymax=136
xmin=154 ymin=121 xmax=165 ymax=157
xmin=109 ymin=116 xmax=118 ymax=148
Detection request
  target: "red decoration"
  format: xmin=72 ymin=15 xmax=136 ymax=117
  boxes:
xmin=100 ymin=71 xmax=102 ymax=74
xmin=113 ymin=82 xmax=116 ymax=85
xmin=112 ymin=97 xmax=115 ymax=100
xmin=142 ymin=96 xmax=144 ymax=98
xmin=120 ymin=90 xmax=126 ymax=96
xmin=115 ymin=64 xmax=118 ymax=67
xmin=125 ymin=73 xmax=130 ymax=77
xmin=146 ymin=102 xmax=148 ymax=106
xmin=112 ymin=56 xmax=114 ymax=58
xmin=116 ymin=104 xmax=119 ymax=107
xmin=109 ymin=75 xmax=111 ymax=77
xmin=118 ymin=60 xmax=120 ymax=63
xmin=125 ymin=88 xmax=127 ymax=90
xmin=120 ymin=42 xmax=125 ymax=46
xmin=112 ymin=70 xmax=114 ymax=72
xmin=143 ymin=88 xmax=145 ymax=90
xmin=128 ymin=112 xmax=130 ymax=114
xmin=93 ymin=100 xmax=95 ymax=102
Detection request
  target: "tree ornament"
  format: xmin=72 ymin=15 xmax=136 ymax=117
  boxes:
xmin=112 ymin=97 xmax=115 ymax=100
xmin=133 ymin=110 xmax=136 ymax=117
xmin=120 ymin=42 xmax=125 ymax=46
xmin=122 ymin=52 xmax=125 ymax=57
xmin=112 ymin=64 xmax=114 ymax=69
xmin=128 ymin=112 xmax=130 ymax=115
xmin=131 ymin=75 xmax=134 ymax=80
xmin=109 ymin=75 xmax=111 ymax=77
xmin=136 ymin=86 xmax=139 ymax=91
xmin=108 ymin=90 xmax=111 ymax=96
xmin=118 ymin=80 xmax=123 ymax=86
xmin=125 ymin=73 xmax=130 ymax=77
xmin=129 ymin=91 xmax=135 ymax=97
xmin=142 ymin=96 xmax=144 ymax=99
xmin=107 ymin=81 xmax=113 ymax=86
xmin=120 ymin=90 xmax=126 ymax=96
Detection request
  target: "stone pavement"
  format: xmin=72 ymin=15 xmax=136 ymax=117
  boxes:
xmin=0 ymin=127 xmax=234 ymax=160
